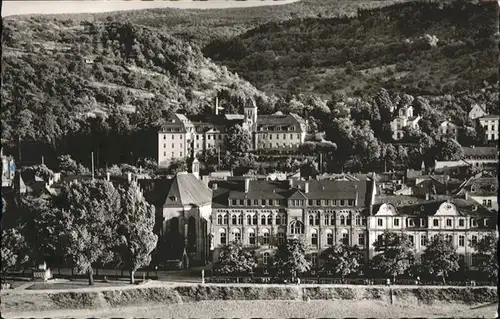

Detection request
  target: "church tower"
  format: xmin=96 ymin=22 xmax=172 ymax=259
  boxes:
xmin=191 ymin=157 xmax=200 ymax=179
xmin=243 ymin=99 xmax=258 ymax=132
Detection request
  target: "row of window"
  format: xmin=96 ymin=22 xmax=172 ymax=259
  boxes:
xmin=163 ymin=134 xmax=184 ymax=140
xmin=377 ymin=233 xmax=482 ymax=248
xmin=376 ymin=217 xmax=490 ymax=228
xmin=219 ymin=228 xmax=283 ymax=245
xmin=309 ymin=215 xmax=367 ymax=226
xmin=229 ymin=198 xmax=356 ymax=207
xmin=216 ymin=214 xmax=287 ymax=226
xmin=258 ymin=133 xmax=301 ymax=140
xmin=163 ymin=143 xmax=183 ymax=149
xmin=163 ymin=151 xmax=183 ymax=158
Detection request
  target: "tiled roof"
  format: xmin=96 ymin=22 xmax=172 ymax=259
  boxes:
xmin=462 ymin=146 xmax=498 ymax=158
xmin=163 ymin=172 xmax=212 ymax=207
xmin=224 ymin=114 xmax=244 ymax=121
xmin=456 ymin=177 xmax=498 ymax=197
xmin=479 ymin=114 xmax=500 ymax=120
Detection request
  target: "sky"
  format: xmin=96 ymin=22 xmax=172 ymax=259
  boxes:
xmin=2 ymin=0 xmax=300 ymax=17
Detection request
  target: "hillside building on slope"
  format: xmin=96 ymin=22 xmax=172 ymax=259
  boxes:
xmin=478 ymin=114 xmax=499 ymax=141
xmin=157 ymin=101 xmax=307 ymax=167
xmin=468 ymin=104 xmax=488 ymax=120
xmin=455 ymin=175 xmax=498 ymax=212
xmin=436 ymin=120 xmax=458 ymax=140
xmin=390 ymin=105 xmax=421 ymax=140
xmin=434 ymin=146 xmax=498 ymax=170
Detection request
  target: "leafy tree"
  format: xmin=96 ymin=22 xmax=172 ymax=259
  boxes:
xmin=273 ymin=238 xmax=311 ymax=282
xmin=432 ymin=138 xmax=464 ymax=161
xmin=299 ymin=161 xmax=319 ymax=179
xmin=21 ymin=164 xmax=54 ymax=181
xmin=225 ymin=124 xmax=252 ymax=154
xmin=470 ymin=233 xmax=498 ymax=282
xmin=115 ymin=182 xmax=158 ymax=284
xmin=214 ymin=243 xmax=257 ymax=276
xmin=167 ymin=159 xmax=188 ymax=175
xmin=420 ymin=234 xmax=459 ymax=284
xmin=321 ymin=244 xmax=361 ymax=280
xmin=55 ymin=180 xmax=121 ymax=285
xmin=57 ymin=155 xmax=90 ymax=175
xmin=371 ymin=231 xmax=415 ymax=282
xmin=1 ymin=227 xmax=28 ymax=276
xmin=21 ymin=196 xmax=66 ymax=268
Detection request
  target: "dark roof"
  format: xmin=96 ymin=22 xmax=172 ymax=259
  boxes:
xmin=163 ymin=173 xmax=212 ymax=207
xmin=373 ymin=197 xmax=494 ymax=219
xmin=218 ymin=179 xmax=370 ymax=207
xmin=456 ymin=177 xmax=498 ymax=197
xmin=462 ymin=147 xmax=497 ymax=158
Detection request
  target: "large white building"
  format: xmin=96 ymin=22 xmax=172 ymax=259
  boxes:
xmin=368 ymin=195 xmax=497 ymax=269
xmin=478 ymin=114 xmax=499 ymax=141
xmin=157 ymin=102 xmax=307 ymax=167
xmin=390 ymin=106 xmax=421 ymax=140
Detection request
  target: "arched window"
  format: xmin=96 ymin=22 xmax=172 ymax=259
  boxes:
xmin=232 ymin=228 xmax=241 ymax=243
xmin=219 ymin=228 xmax=226 ymax=245
xmin=248 ymin=228 xmax=256 ymax=245
xmin=252 ymin=214 xmax=258 ymax=225
xmin=341 ymin=229 xmax=349 ymax=245
xmin=340 ymin=215 xmax=346 ymax=226
xmin=238 ymin=214 xmax=243 ymax=225
xmin=262 ymin=228 xmax=270 ymax=244
xmin=311 ymin=229 xmax=318 ymax=246
xmin=261 ymin=215 xmax=267 ymax=225
xmin=309 ymin=215 xmax=314 ymax=225
xmin=263 ymin=252 xmax=270 ymax=265
xmin=170 ymin=217 xmax=179 ymax=233
xmin=315 ymin=214 xmax=320 ymax=226
xmin=276 ymin=215 xmax=281 ymax=225
xmin=290 ymin=220 xmax=304 ymax=234
xmin=223 ymin=214 xmax=228 ymax=225
xmin=267 ymin=215 xmax=273 ymax=225
xmin=358 ymin=233 xmax=365 ymax=245
xmin=355 ymin=215 xmax=361 ymax=226
xmin=330 ymin=215 xmax=335 ymax=225
xmin=247 ymin=215 xmax=252 ymax=225
xmin=324 ymin=214 xmax=330 ymax=225
xmin=277 ymin=232 xmax=285 ymax=245
xmin=217 ymin=215 xmax=223 ymax=225
xmin=326 ymin=229 xmax=333 ymax=245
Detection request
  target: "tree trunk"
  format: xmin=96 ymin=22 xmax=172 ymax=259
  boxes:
xmin=88 ymin=268 xmax=94 ymax=286
xmin=130 ymin=270 xmax=135 ymax=284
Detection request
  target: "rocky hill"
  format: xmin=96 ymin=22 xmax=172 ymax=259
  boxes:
xmin=203 ymin=0 xmax=499 ymax=97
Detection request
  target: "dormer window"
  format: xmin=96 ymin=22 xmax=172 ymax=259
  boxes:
xmin=408 ymin=219 xmax=415 ymax=227
xmin=471 ymin=186 xmax=476 ymax=192
xmin=170 ymin=196 xmax=177 ymax=201
xmin=484 ymin=218 xmax=489 ymax=227
xmin=471 ymin=219 xmax=477 ymax=227
xmin=420 ymin=205 xmax=425 ymax=212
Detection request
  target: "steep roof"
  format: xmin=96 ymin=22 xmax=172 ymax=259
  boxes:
xmin=163 ymin=172 xmax=212 ymax=207
xmin=456 ymin=177 xmax=498 ymax=197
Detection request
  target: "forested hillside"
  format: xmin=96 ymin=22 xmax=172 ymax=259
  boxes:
xmin=204 ymin=0 xmax=499 ymax=96
xmin=1 ymin=18 xmax=265 ymax=167
xmin=12 ymin=0 xmax=410 ymax=46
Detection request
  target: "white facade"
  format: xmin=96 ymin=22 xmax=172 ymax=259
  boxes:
xmin=468 ymin=104 xmax=487 ymax=120
xmin=478 ymin=115 xmax=499 ymax=141
xmin=390 ymin=106 xmax=421 ymax=140
xmin=436 ymin=120 xmax=458 ymax=140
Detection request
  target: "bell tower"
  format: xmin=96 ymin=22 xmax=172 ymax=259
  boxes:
xmin=243 ymin=99 xmax=258 ymax=132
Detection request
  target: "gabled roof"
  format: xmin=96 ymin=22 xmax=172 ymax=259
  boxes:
xmin=163 ymin=172 xmax=212 ymax=207
xmin=456 ymin=177 xmax=498 ymax=197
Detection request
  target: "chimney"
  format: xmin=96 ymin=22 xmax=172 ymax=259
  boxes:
xmin=106 ymin=172 xmax=111 ymax=181
xmin=465 ymin=191 xmax=468 ymax=200
xmin=289 ymin=178 xmax=294 ymax=189
xmin=53 ymin=172 xmax=61 ymax=183
xmin=425 ymin=192 xmax=430 ymax=200
xmin=304 ymin=182 xmax=309 ymax=193
xmin=245 ymin=178 xmax=250 ymax=193
xmin=127 ymin=172 xmax=132 ymax=183
xmin=212 ymin=182 xmax=218 ymax=190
